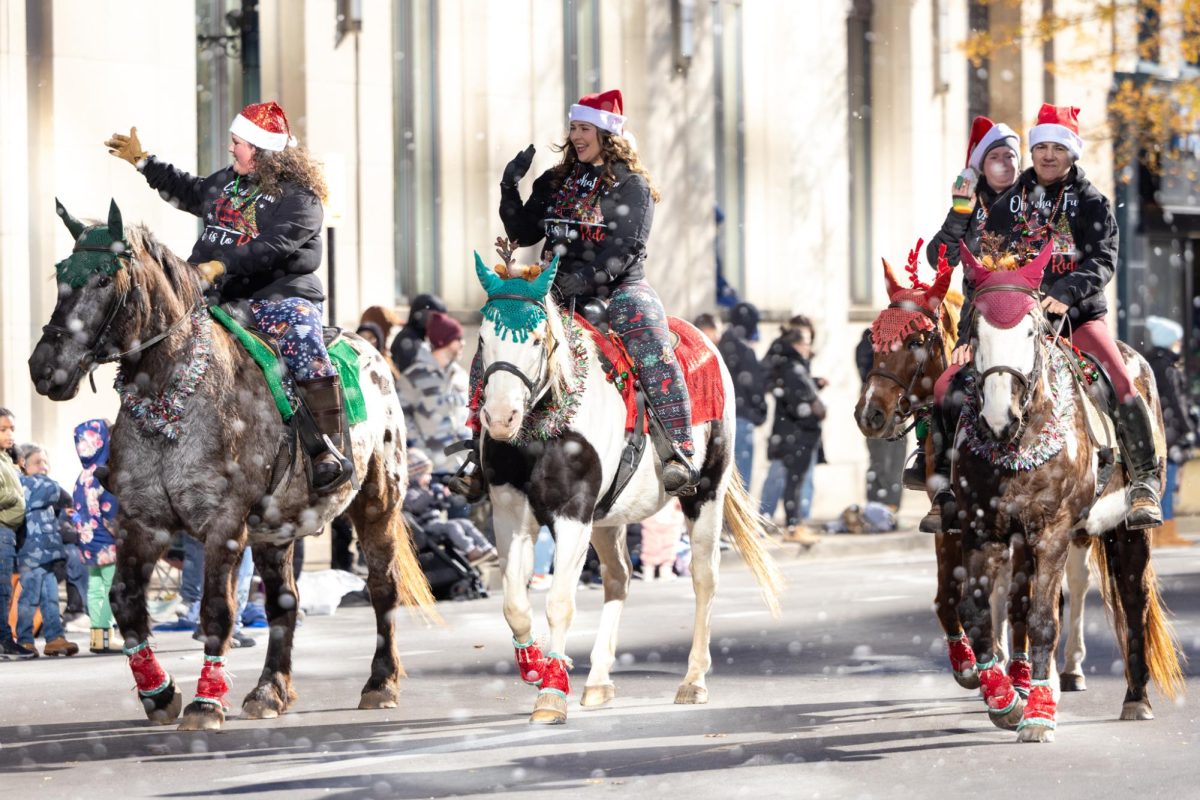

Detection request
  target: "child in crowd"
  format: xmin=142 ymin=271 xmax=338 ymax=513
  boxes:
xmin=73 ymin=420 xmax=121 ymax=653
xmin=404 ymin=448 xmax=498 ymax=565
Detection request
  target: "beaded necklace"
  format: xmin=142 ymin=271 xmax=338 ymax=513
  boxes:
xmin=1012 ymin=181 xmax=1068 ymax=241
xmin=228 ymin=174 xmax=261 ymax=212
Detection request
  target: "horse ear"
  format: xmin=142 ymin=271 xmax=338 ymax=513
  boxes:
xmin=531 ymin=254 xmax=559 ymax=298
xmin=473 ymin=250 xmax=505 ymax=297
xmin=958 ymin=240 xmax=986 ymax=286
xmin=881 ymin=258 xmax=903 ymax=299
xmin=56 ymin=197 xmax=86 ymax=240
xmin=1019 ymin=240 xmax=1054 ymax=286
xmin=107 ymin=199 xmax=124 ymax=242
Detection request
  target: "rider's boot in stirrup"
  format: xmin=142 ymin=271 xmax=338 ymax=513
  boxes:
xmin=1115 ymin=398 xmax=1163 ymax=530
xmin=920 ymin=408 xmax=958 ymax=534
xmin=663 ymin=446 xmax=700 ymax=497
xmin=297 ymin=374 xmax=354 ymax=493
xmin=446 ymin=437 xmax=486 ymax=502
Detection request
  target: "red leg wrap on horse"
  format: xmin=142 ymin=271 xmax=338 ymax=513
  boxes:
xmin=514 ymin=640 xmax=545 ymax=686
xmin=195 ymin=656 xmax=231 ymax=709
xmin=1018 ymin=684 xmax=1057 ymax=730
xmin=1007 ymin=657 xmax=1032 ymax=698
xmin=978 ymin=663 xmax=1017 ymax=714
xmin=126 ymin=642 xmax=170 ymax=696
xmin=538 ymin=655 xmax=571 ymax=698
xmin=947 ymin=635 xmax=977 ymax=677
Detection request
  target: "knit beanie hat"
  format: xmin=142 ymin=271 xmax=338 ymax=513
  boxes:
xmin=407 ymin=448 xmax=433 ymax=476
xmin=965 ymin=116 xmax=1020 ymax=172
xmin=1145 ymin=315 xmax=1183 ymax=348
xmin=426 ymin=311 xmax=463 ymax=349
xmin=1028 ymin=104 xmax=1083 ymax=160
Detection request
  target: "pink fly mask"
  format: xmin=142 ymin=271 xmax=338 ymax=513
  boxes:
xmin=960 ymin=241 xmax=1052 ymax=329
xmin=870 ymin=239 xmax=953 ymax=353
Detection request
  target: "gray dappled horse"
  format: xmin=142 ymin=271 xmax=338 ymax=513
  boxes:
xmin=29 ymin=200 xmax=434 ymax=731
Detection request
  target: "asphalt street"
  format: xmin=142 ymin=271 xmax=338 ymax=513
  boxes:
xmin=2 ymin=528 xmax=1197 ymax=799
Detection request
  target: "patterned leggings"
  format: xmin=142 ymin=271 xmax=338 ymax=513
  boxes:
xmin=250 ymin=298 xmax=335 ymax=381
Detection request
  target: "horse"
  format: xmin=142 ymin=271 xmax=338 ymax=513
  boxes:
xmin=469 ymin=253 xmax=783 ymax=724
xmin=854 ymin=242 xmax=1093 ymax=695
xmin=951 ymin=243 xmax=1185 ymax=742
xmin=28 ymin=200 xmax=436 ymax=731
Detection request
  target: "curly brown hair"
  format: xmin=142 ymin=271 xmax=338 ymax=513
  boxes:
xmin=550 ymin=129 xmax=662 ymax=202
xmin=252 ymin=145 xmax=329 ymax=202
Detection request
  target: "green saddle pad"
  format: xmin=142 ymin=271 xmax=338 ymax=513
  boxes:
xmin=208 ymin=305 xmax=367 ymax=426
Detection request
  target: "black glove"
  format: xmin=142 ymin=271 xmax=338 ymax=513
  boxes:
xmin=502 ymin=145 xmax=535 ymax=187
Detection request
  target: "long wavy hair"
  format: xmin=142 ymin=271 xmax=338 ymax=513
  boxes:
xmin=550 ymin=129 xmax=662 ymax=202
xmin=252 ymin=145 xmax=330 ymax=202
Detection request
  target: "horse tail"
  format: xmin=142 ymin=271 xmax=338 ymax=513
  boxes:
xmin=1091 ymin=536 xmax=1186 ymax=700
xmin=391 ymin=510 xmax=442 ymax=625
xmin=722 ymin=475 xmax=785 ymax=618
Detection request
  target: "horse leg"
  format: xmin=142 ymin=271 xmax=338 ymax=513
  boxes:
xmin=987 ymin=542 xmax=1012 ymax=667
xmin=241 ymin=542 xmax=298 ymax=719
xmin=1005 ymin=534 xmax=1033 ymax=699
xmin=935 ymin=532 xmax=977 ymax=689
xmin=178 ymin=528 xmax=245 ymax=731
xmin=493 ymin=487 xmax=542 ymax=685
xmin=111 ymin=519 xmax=181 ymax=725
xmin=959 ymin=540 xmax=1023 ymax=729
xmin=1110 ymin=527 xmax=1155 ymax=720
xmin=581 ymin=525 xmax=630 ymax=708
xmin=1018 ymin=531 xmax=1072 ymax=742
xmin=675 ymin=495 xmax=723 ymax=705
xmin=531 ymin=517 xmax=593 ymax=724
xmin=1059 ymin=540 xmax=1090 ymax=692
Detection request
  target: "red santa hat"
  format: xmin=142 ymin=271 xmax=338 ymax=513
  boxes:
xmin=965 ymin=116 xmax=1020 ymax=172
xmin=1028 ymin=104 xmax=1083 ymax=160
xmin=229 ymin=101 xmax=297 ymax=152
xmin=568 ymin=89 xmax=627 ymax=136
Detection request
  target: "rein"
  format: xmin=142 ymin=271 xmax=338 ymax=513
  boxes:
xmin=866 ymin=300 xmax=945 ymax=440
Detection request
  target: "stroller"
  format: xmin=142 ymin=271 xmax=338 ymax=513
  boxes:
xmin=405 ymin=510 xmax=488 ymax=601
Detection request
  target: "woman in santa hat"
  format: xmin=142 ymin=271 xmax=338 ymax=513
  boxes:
xmin=104 ymin=103 xmax=351 ymax=492
xmin=454 ymin=89 xmax=698 ymax=499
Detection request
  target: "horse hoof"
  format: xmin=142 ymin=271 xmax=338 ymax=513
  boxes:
xmin=1059 ymin=673 xmax=1087 ymax=692
xmin=580 ymin=684 xmax=616 ymax=708
xmin=989 ymin=698 xmax=1025 ymax=731
xmin=530 ymin=692 xmax=568 ymax=724
xmin=1017 ymin=725 xmax=1055 ymax=743
xmin=674 ymin=683 xmax=709 ymax=705
xmin=242 ymin=699 xmax=281 ymax=720
xmin=144 ymin=684 xmax=183 ymax=726
xmin=359 ymin=688 xmax=399 ymax=709
xmin=1120 ymin=701 xmax=1154 ymax=721
xmin=953 ymin=670 xmax=981 ymax=691
xmin=178 ymin=703 xmax=225 ymax=732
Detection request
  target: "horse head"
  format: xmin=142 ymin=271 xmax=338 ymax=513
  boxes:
xmin=29 ymin=199 xmax=137 ymax=400
xmin=960 ymin=240 xmax=1053 ymax=442
xmin=473 ymin=251 xmax=561 ymax=441
xmin=855 ymin=239 xmax=952 ymax=438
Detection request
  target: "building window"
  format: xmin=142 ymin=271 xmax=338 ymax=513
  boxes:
xmin=966 ymin=1 xmax=989 ymax=129
xmin=1137 ymin=0 xmax=1161 ymax=65
xmin=394 ymin=0 xmax=440 ymax=300
xmin=848 ymin=0 xmax=873 ymax=305
xmin=196 ymin=0 xmax=248 ymax=178
xmin=564 ymin=0 xmax=601 ymax=107
xmin=713 ymin=0 xmax=745 ymax=301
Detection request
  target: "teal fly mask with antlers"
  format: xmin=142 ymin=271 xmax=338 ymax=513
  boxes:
xmin=474 ymin=252 xmax=560 ymax=342
xmin=54 ymin=198 xmax=133 ymax=289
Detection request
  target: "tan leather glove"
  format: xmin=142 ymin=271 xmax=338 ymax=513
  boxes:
xmin=104 ymin=126 xmax=149 ymax=167
xmin=196 ymin=260 xmax=226 ymax=285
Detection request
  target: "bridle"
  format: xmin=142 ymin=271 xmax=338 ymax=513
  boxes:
xmin=479 ymin=294 xmax=559 ymax=411
xmin=866 ymin=300 xmax=946 ymax=441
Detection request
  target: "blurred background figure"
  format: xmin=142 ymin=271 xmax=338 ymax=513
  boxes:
xmin=718 ymin=302 xmax=767 ymax=492
xmin=1143 ymin=316 xmax=1196 ymax=547
xmin=71 ymin=420 xmax=121 ymax=653
xmin=692 ymin=312 xmax=722 ymax=345
xmin=0 ymin=407 xmax=23 ymax=658
xmin=391 ymin=294 xmax=448 ymax=372
xmin=355 ymin=305 xmax=404 ymax=376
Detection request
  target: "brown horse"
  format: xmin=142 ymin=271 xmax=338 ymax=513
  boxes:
xmin=854 ymin=242 xmax=1093 ymax=696
xmin=29 ymin=200 xmax=436 ymax=731
xmin=953 ymin=246 xmax=1184 ymax=742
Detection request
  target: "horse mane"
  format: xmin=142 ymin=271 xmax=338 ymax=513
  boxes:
xmin=542 ymin=295 xmax=594 ymax=405
xmin=125 ymin=225 xmax=204 ymax=312
xmin=940 ymin=289 xmax=963 ymax=363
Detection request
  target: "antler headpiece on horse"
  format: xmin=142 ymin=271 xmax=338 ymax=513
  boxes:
xmin=870 ymin=238 xmax=954 ymax=353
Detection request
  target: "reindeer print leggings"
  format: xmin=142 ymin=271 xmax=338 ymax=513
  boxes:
xmin=250 ymin=298 xmax=336 ymax=382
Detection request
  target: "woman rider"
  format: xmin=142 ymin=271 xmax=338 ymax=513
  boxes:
xmin=452 ymin=89 xmax=698 ymax=499
xmin=909 ymin=116 xmax=1021 ymax=533
xmin=104 ymin=102 xmax=351 ymax=492
xmin=933 ymin=104 xmax=1162 ymax=531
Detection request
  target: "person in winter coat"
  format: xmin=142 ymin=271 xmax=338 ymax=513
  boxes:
xmin=454 ymin=89 xmax=697 ymax=499
xmin=15 ymin=457 xmax=79 ymax=657
xmin=932 ymin=104 xmax=1162 ymax=531
xmin=391 ymin=294 xmax=448 ymax=373
xmin=855 ymin=328 xmax=907 ymax=511
xmin=400 ymin=312 xmax=471 ymax=479
xmin=719 ymin=302 xmax=769 ymax=491
xmin=404 ymin=449 xmax=496 ymax=564
xmin=1143 ymin=316 xmax=1197 ymax=546
xmin=764 ymin=326 xmax=824 ymax=546
xmin=355 ymin=305 xmax=404 ymax=375
xmin=104 ymin=102 xmax=351 ymax=493
xmin=16 ymin=445 xmax=87 ymax=630
xmin=72 ymin=420 xmax=121 ymax=653
xmin=0 ymin=408 xmax=26 ymax=658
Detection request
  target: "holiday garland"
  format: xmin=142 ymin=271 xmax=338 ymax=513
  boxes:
xmin=115 ymin=309 xmax=213 ymax=440
xmin=511 ymin=312 xmax=590 ymax=442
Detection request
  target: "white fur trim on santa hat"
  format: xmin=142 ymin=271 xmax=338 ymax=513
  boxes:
xmin=568 ymin=104 xmax=626 ymax=135
xmin=1028 ymin=123 xmax=1083 ymax=160
xmin=230 ymin=114 xmax=296 ymax=152
xmin=968 ymin=123 xmax=1019 ymax=171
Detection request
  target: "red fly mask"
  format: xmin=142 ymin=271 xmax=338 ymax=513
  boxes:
xmin=959 ymin=242 xmax=1053 ymax=329
xmin=870 ymin=238 xmax=954 ymax=353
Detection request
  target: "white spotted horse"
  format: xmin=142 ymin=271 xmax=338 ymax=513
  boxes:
xmin=468 ymin=252 xmax=783 ymax=724
xmin=950 ymin=243 xmax=1184 ymax=742
xmin=855 ymin=241 xmax=1095 ymax=698
xmin=29 ymin=200 xmax=436 ymax=731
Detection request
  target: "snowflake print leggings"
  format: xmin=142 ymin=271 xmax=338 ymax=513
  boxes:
xmin=250 ymin=298 xmax=336 ymax=381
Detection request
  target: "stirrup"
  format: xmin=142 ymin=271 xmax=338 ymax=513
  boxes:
xmin=312 ymin=436 xmax=354 ymax=494
xmin=1124 ymin=480 xmax=1163 ymax=530
xmin=445 ymin=439 xmax=486 ymax=502
xmin=901 ymin=450 xmax=926 ymax=491
xmin=663 ymin=453 xmax=700 ymax=497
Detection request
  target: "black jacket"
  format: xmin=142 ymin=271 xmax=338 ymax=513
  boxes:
xmin=977 ymin=165 xmax=1117 ymax=342
xmin=499 ymin=161 xmax=651 ymax=301
xmin=926 ymin=181 xmax=1006 ymax=345
xmin=1146 ymin=347 xmax=1196 ymax=460
xmin=764 ymin=340 xmax=823 ymax=463
xmin=141 ymin=158 xmax=325 ymax=304
xmin=718 ymin=329 xmax=768 ymax=426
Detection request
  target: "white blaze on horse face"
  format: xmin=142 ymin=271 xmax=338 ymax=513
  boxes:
xmin=479 ymin=321 xmax=547 ymax=441
xmin=975 ymin=315 xmax=1037 ymax=437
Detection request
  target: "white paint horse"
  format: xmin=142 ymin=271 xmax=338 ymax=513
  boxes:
xmin=470 ymin=254 xmax=783 ymax=724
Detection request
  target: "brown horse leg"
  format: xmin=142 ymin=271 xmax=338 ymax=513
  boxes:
xmin=1110 ymin=527 xmax=1155 ymax=720
xmin=960 ymin=540 xmax=1024 ymax=729
xmin=934 ymin=532 xmax=978 ymax=688
xmin=350 ymin=488 xmax=404 ymax=709
xmin=1006 ymin=535 xmax=1032 ymax=697
xmin=178 ymin=529 xmax=245 ymax=731
xmin=1018 ymin=531 xmax=1071 ymax=742
xmin=242 ymin=541 xmax=299 ymax=719
xmin=111 ymin=519 xmax=181 ymax=725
